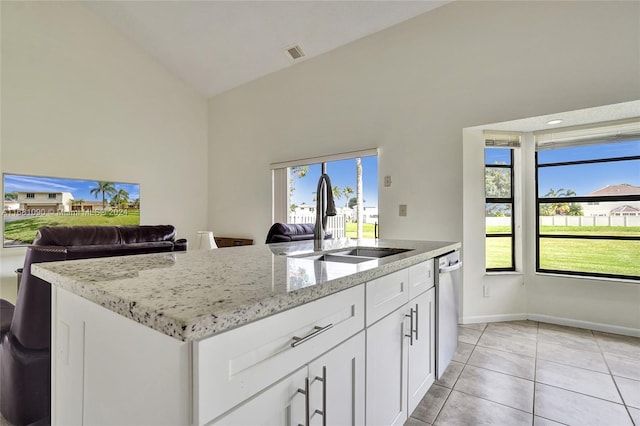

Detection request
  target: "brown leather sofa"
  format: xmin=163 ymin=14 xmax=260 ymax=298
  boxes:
xmin=0 ymin=225 xmax=187 ymax=426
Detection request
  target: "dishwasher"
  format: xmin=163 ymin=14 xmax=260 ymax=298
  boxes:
xmin=435 ymin=249 xmax=462 ymax=380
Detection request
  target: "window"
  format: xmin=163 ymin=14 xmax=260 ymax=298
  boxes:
xmin=484 ymin=135 xmax=520 ymax=272
xmin=26 ymin=193 xmax=35 ymax=198
xmin=272 ymin=149 xmax=378 ymax=239
xmin=535 ymin=120 xmax=640 ymax=280
xmin=48 ymin=193 xmax=57 ymax=199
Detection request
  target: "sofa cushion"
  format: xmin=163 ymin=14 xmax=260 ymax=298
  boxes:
xmin=34 ymin=226 xmax=122 ymax=246
xmin=118 ymin=225 xmax=176 ymax=244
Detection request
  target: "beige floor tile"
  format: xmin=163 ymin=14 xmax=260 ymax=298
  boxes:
xmin=459 ymin=323 xmax=487 ymax=331
xmin=454 ymin=365 xmax=534 ymax=412
xmin=615 ymin=376 xmax=640 ymax=409
xmin=605 ymin=352 xmax=640 ymax=381
xmin=435 ymin=361 xmax=464 ymax=389
xmin=535 ymin=383 xmax=632 ymax=426
xmin=458 ymin=327 xmax=482 ymax=345
xmin=467 ymin=345 xmax=535 ymax=380
xmin=628 ymin=407 xmax=640 ymax=425
xmin=538 ymin=327 xmax=600 ymax=352
xmin=594 ymin=331 xmax=640 ymax=359
xmin=536 ymin=359 xmax=622 ymax=403
xmin=533 ymin=416 xmax=565 ymax=426
xmin=410 ymin=384 xmax=450 ymax=424
xmin=536 ymin=340 xmax=608 ymax=373
xmin=485 ymin=322 xmax=538 ymax=341
xmin=434 ymin=390 xmax=531 ymax=425
xmin=404 ymin=417 xmax=430 ymax=426
xmin=477 ymin=330 xmax=537 ymax=358
xmin=452 ymin=342 xmax=474 ymax=364
xmin=538 ymin=322 xmax=593 ymax=336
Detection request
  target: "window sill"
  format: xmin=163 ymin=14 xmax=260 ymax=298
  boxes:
xmin=535 ymin=272 xmax=639 ymax=285
xmin=485 ymin=271 xmax=523 ymax=276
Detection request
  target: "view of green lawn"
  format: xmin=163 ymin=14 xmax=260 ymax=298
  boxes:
xmin=4 ymin=210 xmax=140 ymax=244
xmin=345 ymin=222 xmax=376 ymax=239
xmin=486 ymin=225 xmax=640 ymax=276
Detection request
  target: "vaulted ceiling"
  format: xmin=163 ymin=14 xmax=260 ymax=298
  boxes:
xmin=86 ymin=1 xmax=450 ymax=97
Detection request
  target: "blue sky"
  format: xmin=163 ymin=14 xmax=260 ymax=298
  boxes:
xmin=4 ymin=174 xmax=140 ymax=202
xmin=487 ymin=140 xmax=639 ymax=196
xmin=290 ymin=156 xmax=378 ymax=207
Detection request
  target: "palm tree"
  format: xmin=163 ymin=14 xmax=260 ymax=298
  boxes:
xmin=90 ymin=181 xmax=117 ymax=210
xmin=342 ymin=186 xmax=354 ymax=208
xmin=111 ymin=188 xmax=130 ymax=209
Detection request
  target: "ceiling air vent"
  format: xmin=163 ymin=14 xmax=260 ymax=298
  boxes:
xmin=286 ymin=45 xmax=305 ymax=61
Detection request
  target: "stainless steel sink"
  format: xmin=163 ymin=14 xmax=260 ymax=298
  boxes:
xmin=293 ymin=247 xmax=413 ymax=264
xmin=332 ymin=247 xmax=412 ymax=258
xmin=302 ymin=254 xmax=375 ymax=264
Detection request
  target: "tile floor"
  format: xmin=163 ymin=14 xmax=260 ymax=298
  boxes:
xmin=1 ymin=321 xmax=638 ymax=426
xmin=405 ymin=321 xmax=640 ymax=426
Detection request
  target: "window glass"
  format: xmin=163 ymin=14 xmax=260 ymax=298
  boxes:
xmin=485 ymin=147 xmax=515 ymax=271
xmin=286 ymin=155 xmax=378 ymax=239
xmin=538 ymin=140 xmax=640 ymax=164
xmin=536 ymin=138 xmax=640 ymax=280
xmin=538 ymin=159 xmax=639 ymax=197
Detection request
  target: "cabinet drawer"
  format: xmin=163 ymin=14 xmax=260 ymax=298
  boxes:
xmin=193 ymin=284 xmax=365 ymax=425
xmin=366 ymin=268 xmax=409 ymax=326
xmin=408 ymin=259 xmax=434 ymax=300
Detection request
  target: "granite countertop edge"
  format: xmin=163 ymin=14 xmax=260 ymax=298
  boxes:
xmin=32 ymin=240 xmax=460 ymax=342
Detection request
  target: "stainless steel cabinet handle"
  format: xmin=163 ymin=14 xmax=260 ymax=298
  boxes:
xmin=297 ymin=377 xmax=310 ymax=426
xmin=291 ymin=324 xmax=334 ymax=348
xmin=414 ymin=303 xmax=419 ymax=341
xmin=405 ymin=308 xmax=415 ymax=346
xmin=313 ymin=366 xmax=327 ymax=426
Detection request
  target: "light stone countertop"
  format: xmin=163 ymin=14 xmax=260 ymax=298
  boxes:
xmin=32 ymin=238 xmax=460 ymax=342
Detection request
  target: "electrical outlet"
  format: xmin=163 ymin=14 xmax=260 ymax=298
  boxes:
xmin=384 ymin=175 xmax=392 ymax=187
xmin=399 ymin=204 xmax=407 ymax=216
xmin=483 ymin=285 xmax=490 ymax=297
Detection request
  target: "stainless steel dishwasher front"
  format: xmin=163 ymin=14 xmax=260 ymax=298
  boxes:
xmin=435 ymin=249 xmax=462 ymax=380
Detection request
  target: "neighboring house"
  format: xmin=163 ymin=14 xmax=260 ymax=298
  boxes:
xmin=582 ymin=184 xmax=640 ymax=217
xmin=3 ymin=199 xmax=19 ymax=211
xmin=362 ymin=206 xmax=379 ymax=224
xmin=70 ymin=200 xmax=103 ymax=212
xmin=17 ymin=191 xmax=74 ymax=213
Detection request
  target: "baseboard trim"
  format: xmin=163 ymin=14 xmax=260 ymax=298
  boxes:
xmin=528 ymin=314 xmax=640 ymax=338
xmin=462 ymin=313 xmax=528 ymax=324
xmin=462 ymin=313 xmax=640 ymax=337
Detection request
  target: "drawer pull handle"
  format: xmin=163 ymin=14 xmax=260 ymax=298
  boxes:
xmin=291 ymin=324 xmax=334 ymax=348
xmin=297 ymin=377 xmax=310 ymax=426
xmin=405 ymin=308 xmax=416 ymax=346
xmin=313 ymin=366 xmax=327 ymax=426
xmin=414 ymin=303 xmax=419 ymax=341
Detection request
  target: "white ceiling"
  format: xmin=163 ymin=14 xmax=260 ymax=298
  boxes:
xmin=86 ymin=1 xmax=450 ymax=98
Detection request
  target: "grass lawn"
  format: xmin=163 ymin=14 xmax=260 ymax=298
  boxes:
xmin=4 ymin=210 xmax=140 ymax=244
xmin=486 ymin=225 xmax=640 ymax=277
xmin=345 ymin=222 xmax=377 ymax=239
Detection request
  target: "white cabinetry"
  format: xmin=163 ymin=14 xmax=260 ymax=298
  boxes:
xmin=217 ymin=331 xmax=365 ymax=426
xmin=365 ymin=260 xmax=435 ymax=425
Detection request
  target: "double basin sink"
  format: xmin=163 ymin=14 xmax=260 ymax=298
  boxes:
xmin=294 ymin=247 xmax=413 ymax=264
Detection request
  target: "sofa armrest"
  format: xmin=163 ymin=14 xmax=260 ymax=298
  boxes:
xmin=174 ymin=238 xmax=188 ymax=251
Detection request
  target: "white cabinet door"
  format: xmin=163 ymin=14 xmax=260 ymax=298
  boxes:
xmin=407 ymin=288 xmax=435 ymax=414
xmin=212 ymin=367 xmax=308 ymax=426
xmin=309 ymin=332 xmax=365 ymax=426
xmin=365 ymin=308 xmax=409 ymax=426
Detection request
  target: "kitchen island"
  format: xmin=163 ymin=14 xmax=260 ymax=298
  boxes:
xmin=33 ymin=238 xmax=460 ymax=425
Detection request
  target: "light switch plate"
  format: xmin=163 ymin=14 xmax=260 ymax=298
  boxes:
xmin=399 ymin=204 xmax=407 ymax=216
xmin=384 ymin=175 xmax=392 ymax=187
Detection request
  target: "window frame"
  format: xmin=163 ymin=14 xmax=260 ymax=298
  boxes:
xmin=485 ymin=148 xmax=516 ymax=272
xmin=534 ymin=148 xmax=640 ymax=281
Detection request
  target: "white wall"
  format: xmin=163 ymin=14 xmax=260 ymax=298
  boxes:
xmin=208 ymin=1 xmax=639 ymax=328
xmin=0 ymin=2 xmax=209 ymax=303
